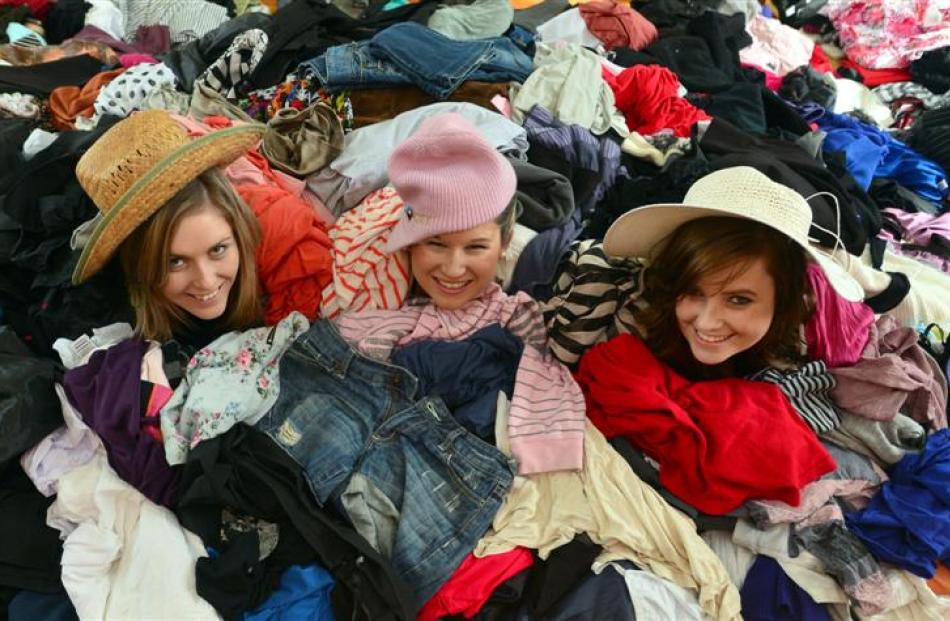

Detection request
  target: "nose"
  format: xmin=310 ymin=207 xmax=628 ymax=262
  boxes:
xmin=192 ymin=260 xmax=218 ymax=290
xmin=442 ymin=250 xmax=467 ymax=278
xmin=693 ymin=298 xmax=724 ymax=330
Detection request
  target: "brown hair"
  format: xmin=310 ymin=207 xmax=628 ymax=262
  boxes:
xmin=496 ymin=196 xmax=519 ymax=246
xmin=637 ymin=216 xmax=813 ymax=380
xmin=118 ymin=168 xmax=263 ymax=342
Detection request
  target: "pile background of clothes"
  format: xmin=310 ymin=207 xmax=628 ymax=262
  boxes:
xmin=2 ymin=0 xmax=950 ymax=619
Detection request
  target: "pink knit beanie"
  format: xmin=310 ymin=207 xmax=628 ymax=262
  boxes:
xmin=384 ymin=112 xmax=517 ymax=253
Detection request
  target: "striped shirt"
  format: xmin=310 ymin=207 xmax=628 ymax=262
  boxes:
xmin=124 ymin=0 xmax=228 ymax=44
xmin=321 ymin=187 xmax=411 ymax=319
xmin=335 ymin=284 xmax=586 ymax=474
xmin=749 ymin=361 xmax=843 ymax=434
xmin=542 ymin=240 xmax=645 ymax=367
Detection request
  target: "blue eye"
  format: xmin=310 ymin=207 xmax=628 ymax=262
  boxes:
xmin=729 ymin=296 xmax=752 ymax=306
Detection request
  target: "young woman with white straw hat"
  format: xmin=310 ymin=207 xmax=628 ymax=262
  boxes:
xmin=602 ymin=165 xmax=865 ymax=380
xmin=72 ymin=109 xmax=266 ymax=347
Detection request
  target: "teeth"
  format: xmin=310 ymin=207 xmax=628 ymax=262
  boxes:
xmin=192 ymin=288 xmax=219 ymax=302
xmin=696 ymin=331 xmax=729 ymax=344
xmin=438 ymin=280 xmax=469 ymax=290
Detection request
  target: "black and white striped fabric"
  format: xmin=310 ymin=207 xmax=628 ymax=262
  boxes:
xmin=750 ymin=361 xmax=843 ymax=433
xmin=542 ymin=239 xmax=645 ymax=367
xmin=195 ymin=29 xmax=268 ymax=99
xmin=125 ymin=0 xmax=229 ymax=44
xmin=872 ymin=81 xmax=950 ymax=110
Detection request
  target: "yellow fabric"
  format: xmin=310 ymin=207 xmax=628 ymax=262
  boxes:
xmin=476 ymin=423 xmax=742 ymax=621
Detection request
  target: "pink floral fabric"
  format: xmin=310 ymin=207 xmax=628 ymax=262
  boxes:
xmin=821 ymin=0 xmax=950 ymax=69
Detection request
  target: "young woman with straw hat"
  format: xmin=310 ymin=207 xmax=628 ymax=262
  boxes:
xmin=601 ymin=165 xmax=865 ymax=380
xmin=72 ymin=109 xmax=266 ymax=347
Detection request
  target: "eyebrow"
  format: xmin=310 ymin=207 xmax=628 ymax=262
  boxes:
xmin=468 ymin=238 xmax=492 ymax=244
xmin=170 ymin=237 xmax=233 ymax=258
xmin=722 ymin=288 xmax=757 ymax=297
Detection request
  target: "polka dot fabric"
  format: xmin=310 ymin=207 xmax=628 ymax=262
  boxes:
xmin=93 ymin=62 xmax=177 ymax=118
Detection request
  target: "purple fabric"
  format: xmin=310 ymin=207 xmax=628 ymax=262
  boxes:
xmin=71 ymin=24 xmax=172 ymax=56
xmin=62 ymin=338 xmax=181 ymax=507
xmin=804 ymin=263 xmax=875 ymax=368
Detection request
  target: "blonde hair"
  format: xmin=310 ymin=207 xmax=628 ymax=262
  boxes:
xmin=119 ymin=168 xmax=263 ymax=342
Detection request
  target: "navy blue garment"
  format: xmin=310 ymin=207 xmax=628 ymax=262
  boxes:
xmin=741 ymin=556 xmax=830 ymax=621
xmin=800 ymin=106 xmax=948 ymax=203
xmin=8 ymin=590 xmax=78 ymax=621
xmin=511 ymin=565 xmax=635 ymax=621
xmin=846 ymin=429 xmax=950 ymax=578
xmin=244 ymin=564 xmax=335 ymax=621
xmin=391 ymin=324 xmax=523 ymax=440
xmin=508 ymin=216 xmax=582 ymax=301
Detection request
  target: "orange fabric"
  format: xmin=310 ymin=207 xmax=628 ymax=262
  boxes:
xmin=929 ymin=562 xmax=950 ymax=595
xmin=48 ymin=68 xmax=125 ymax=130
xmin=511 ymin=0 xmax=544 ymax=9
xmin=236 ymin=184 xmax=333 ymax=325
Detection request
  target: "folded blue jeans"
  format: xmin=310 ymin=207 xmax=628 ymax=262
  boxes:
xmin=254 ymin=319 xmax=514 ymax=605
xmin=301 ymin=22 xmax=532 ymax=99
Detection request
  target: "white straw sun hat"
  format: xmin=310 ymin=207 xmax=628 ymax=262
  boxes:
xmin=603 ymin=166 xmax=865 ymax=301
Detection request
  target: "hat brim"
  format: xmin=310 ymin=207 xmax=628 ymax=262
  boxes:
xmin=72 ymin=124 xmax=264 ymax=285
xmin=603 ymin=204 xmax=865 ymax=302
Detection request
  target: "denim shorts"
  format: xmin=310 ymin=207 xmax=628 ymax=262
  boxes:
xmin=255 ymin=319 xmax=514 ymax=605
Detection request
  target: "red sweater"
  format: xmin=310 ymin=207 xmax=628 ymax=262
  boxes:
xmin=575 ymin=333 xmax=836 ymax=514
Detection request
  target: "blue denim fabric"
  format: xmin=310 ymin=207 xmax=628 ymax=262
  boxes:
xmin=254 ymin=319 xmax=514 ymax=606
xmin=300 ymin=23 xmax=532 ymax=99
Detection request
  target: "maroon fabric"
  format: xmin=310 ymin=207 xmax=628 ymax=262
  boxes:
xmin=804 ymin=263 xmax=875 ymax=368
xmin=576 ymin=333 xmax=836 ymax=514
xmin=579 ymin=0 xmax=657 ymax=51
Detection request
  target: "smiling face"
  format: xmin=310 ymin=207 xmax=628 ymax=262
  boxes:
xmin=409 ymin=221 xmax=507 ymax=310
xmin=160 ymin=207 xmax=239 ymax=320
xmin=674 ymin=257 xmax=777 ymax=366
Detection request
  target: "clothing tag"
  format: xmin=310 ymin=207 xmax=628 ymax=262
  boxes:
xmin=70 ymin=334 xmax=96 ymax=362
xmin=491 ymin=94 xmax=512 ymax=119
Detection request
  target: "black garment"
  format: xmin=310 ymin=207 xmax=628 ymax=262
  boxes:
xmin=700 ymin=118 xmax=880 ymax=255
xmin=870 ymin=179 xmax=942 ymax=215
xmin=176 ymin=424 xmax=415 ymax=621
xmin=0 ymin=54 xmax=104 ymax=96
xmin=526 ymin=141 xmax=601 ymax=214
xmin=192 ymin=515 xmax=314 ymax=620
xmin=636 ymin=0 xmax=720 ymax=28
xmin=863 ymin=272 xmax=911 ymax=315
xmin=692 ymin=82 xmax=767 ymax=135
xmin=0 ymin=328 xmax=61 ymax=466
xmin=0 ymin=115 xmax=133 ymax=359
xmin=172 ymin=314 xmax=230 ymax=351
xmin=508 ymin=158 xmax=576 ymax=231
xmin=0 ymin=6 xmax=30 ymax=44
xmin=158 ymin=12 xmax=272 ymax=92
xmin=780 ymin=65 xmax=837 ymax=110
xmin=908 ymin=107 xmax=950 ymax=181
xmin=247 ymin=0 xmax=438 ymax=90
xmin=589 ymin=146 xmax=711 ymax=239
xmin=43 ymin=0 xmax=89 ymax=45
xmin=910 ymin=46 xmax=950 ymax=96
xmin=0 ymin=463 xmax=65 ymax=593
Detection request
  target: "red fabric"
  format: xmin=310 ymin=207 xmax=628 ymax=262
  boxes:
xmin=0 ymin=0 xmax=51 ymax=18
xmin=575 ymin=334 xmax=837 ymax=515
xmin=418 ymin=548 xmax=534 ymax=621
xmin=837 ymin=58 xmax=912 ymax=87
xmin=809 ymin=45 xmax=835 ymax=75
xmin=236 ymin=184 xmax=333 ymax=325
xmin=602 ymin=64 xmax=710 ymax=137
xmin=579 ymin=0 xmax=657 ymax=51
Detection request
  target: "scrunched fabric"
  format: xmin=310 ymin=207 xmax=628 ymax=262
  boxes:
xmin=576 ymin=333 xmax=837 ymax=514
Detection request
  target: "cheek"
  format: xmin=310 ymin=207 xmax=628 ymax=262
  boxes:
xmin=674 ymin=297 xmax=697 ymax=324
xmin=161 ymin=272 xmax=186 ymax=298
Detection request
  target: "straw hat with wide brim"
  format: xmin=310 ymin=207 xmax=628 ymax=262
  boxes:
xmin=72 ymin=109 xmax=265 ymax=285
xmin=602 ymin=166 xmax=865 ymax=302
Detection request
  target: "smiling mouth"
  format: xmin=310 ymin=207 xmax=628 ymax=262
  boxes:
xmin=189 ymin=285 xmax=223 ymax=302
xmin=434 ymin=278 xmax=472 ymax=292
xmin=694 ymin=329 xmax=732 ymax=344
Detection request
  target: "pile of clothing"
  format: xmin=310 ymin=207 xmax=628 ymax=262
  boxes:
xmin=2 ymin=0 xmax=950 ymax=619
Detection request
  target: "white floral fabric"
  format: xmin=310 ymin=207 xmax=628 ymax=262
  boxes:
xmin=159 ymin=311 xmax=309 ymax=465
